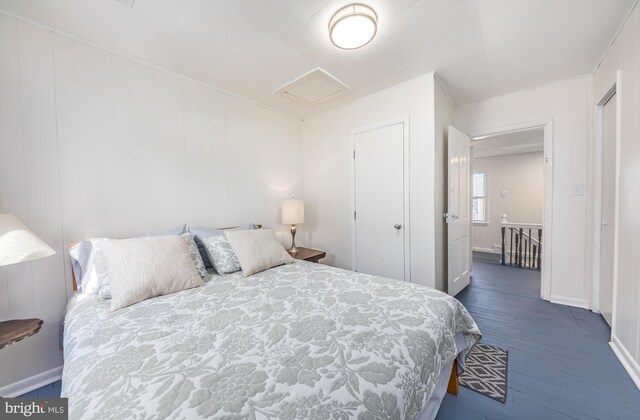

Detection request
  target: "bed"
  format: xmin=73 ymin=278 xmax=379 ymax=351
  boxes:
xmin=61 ymin=259 xmax=480 ymax=419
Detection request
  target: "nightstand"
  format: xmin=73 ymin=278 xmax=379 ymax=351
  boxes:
xmin=289 ymin=247 xmax=326 ymax=263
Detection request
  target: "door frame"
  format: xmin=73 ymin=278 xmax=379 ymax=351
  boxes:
xmin=592 ymin=73 xmax=621 ymax=336
xmin=468 ymin=119 xmax=554 ymax=301
xmin=350 ymin=117 xmax=411 ymax=282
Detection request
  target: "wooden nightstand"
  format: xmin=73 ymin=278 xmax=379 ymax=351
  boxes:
xmin=0 ymin=319 xmax=43 ymax=350
xmin=289 ymin=247 xmax=326 ymax=263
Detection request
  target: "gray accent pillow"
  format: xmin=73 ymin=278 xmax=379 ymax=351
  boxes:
xmin=181 ymin=232 xmax=207 ymax=277
xmin=202 ymin=235 xmax=241 ymax=274
xmin=98 ymin=281 xmax=111 ymax=300
xmin=188 ymin=223 xmax=257 ymax=269
xmin=100 ymin=236 xmax=204 ymax=311
xmin=225 ymin=229 xmax=294 ymax=277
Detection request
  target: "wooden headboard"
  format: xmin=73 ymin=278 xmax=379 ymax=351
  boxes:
xmin=69 ymin=224 xmax=263 ymax=292
xmin=69 ymin=242 xmax=78 ymax=292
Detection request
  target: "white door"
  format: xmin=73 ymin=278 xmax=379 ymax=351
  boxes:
xmin=354 ymin=122 xmax=406 ymax=281
xmin=600 ymin=93 xmax=617 ymax=326
xmin=447 ymin=126 xmax=472 ymax=296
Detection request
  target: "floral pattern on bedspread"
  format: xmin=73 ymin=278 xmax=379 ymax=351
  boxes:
xmin=62 ymin=261 xmax=480 ymax=420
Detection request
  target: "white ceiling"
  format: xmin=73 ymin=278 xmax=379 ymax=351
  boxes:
xmin=0 ymin=0 xmax=635 ymax=118
xmin=472 ymin=127 xmax=544 ymax=158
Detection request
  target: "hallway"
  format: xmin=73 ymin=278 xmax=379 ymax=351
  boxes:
xmin=436 ymin=253 xmax=640 ymax=419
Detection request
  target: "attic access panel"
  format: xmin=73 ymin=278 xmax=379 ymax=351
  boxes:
xmin=273 ymin=68 xmax=353 ymax=105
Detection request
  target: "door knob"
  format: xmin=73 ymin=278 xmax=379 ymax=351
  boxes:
xmin=394 ymin=223 xmax=402 ymax=230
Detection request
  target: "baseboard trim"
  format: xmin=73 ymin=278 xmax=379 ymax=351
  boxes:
xmin=549 ymin=295 xmax=590 ymax=309
xmin=472 ymin=247 xmax=498 ymax=254
xmin=610 ymin=335 xmax=640 ymax=390
xmin=0 ymin=366 xmax=63 ymax=397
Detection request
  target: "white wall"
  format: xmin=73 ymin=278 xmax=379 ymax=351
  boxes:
xmin=455 ymin=76 xmax=591 ymax=308
xmin=592 ymin=3 xmax=640 ymax=388
xmin=303 ymin=73 xmax=438 ymax=288
xmin=472 ymin=152 xmax=544 ymax=253
xmin=434 ymin=78 xmax=455 ymax=292
xmin=0 ymin=13 xmax=304 ymax=393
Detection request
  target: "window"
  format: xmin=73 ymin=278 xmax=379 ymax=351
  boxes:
xmin=472 ymin=171 xmax=487 ymax=223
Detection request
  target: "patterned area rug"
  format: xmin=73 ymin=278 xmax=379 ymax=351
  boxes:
xmin=459 ymin=342 xmax=508 ymax=403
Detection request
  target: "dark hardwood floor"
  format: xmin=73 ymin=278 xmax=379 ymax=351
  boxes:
xmin=19 ymin=380 xmax=61 ymax=398
xmin=436 ymin=252 xmax=640 ymax=419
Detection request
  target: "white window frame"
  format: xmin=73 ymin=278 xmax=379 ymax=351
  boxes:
xmin=472 ymin=169 xmax=488 ymax=224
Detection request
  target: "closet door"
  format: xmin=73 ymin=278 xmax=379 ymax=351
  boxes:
xmin=353 ymin=122 xmax=407 ymax=281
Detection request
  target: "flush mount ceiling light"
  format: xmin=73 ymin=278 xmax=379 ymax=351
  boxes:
xmin=329 ymin=3 xmax=378 ymax=50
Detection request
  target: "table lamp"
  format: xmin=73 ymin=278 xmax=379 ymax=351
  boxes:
xmin=0 ymin=213 xmax=56 ymax=349
xmin=282 ymin=198 xmax=304 ymax=255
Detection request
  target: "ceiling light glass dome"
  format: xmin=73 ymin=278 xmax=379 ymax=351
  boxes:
xmin=329 ymin=4 xmax=378 ymax=50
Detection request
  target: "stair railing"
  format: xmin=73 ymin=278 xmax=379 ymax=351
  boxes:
xmin=500 ymin=220 xmax=542 ymax=270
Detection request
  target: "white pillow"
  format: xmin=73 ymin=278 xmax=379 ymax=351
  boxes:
xmin=69 ymin=238 xmax=109 ymax=294
xmin=225 ymin=229 xmax=294 ymax=277
xmin=89 ymin=233 xmax=207 ymax=300
xmin=100 ymin=236 xmax=204 ymax=311
xmin=93 ymin=241 xmax=112 ymax=299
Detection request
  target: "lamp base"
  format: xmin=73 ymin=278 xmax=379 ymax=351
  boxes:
xmin=287 ymin=224 xmax=298 ymax=255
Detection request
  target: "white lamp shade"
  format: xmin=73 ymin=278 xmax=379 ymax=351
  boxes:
xmin=282 ymin=199 xmax=304 ymax=225
xmin=0 ymin=213 xmax=56 ymax=267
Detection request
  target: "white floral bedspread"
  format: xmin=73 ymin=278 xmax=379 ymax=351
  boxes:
xmin=62 ymin=261 xmax=480 ymax=419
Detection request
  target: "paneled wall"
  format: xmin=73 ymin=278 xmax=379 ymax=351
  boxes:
xmin=0 ymin=13 xmax=304 ymax=392
xmin=592 ymin=4 xmax=640 ymax=388
xmin=303 ymin=74 xmax=438 ymax=288
xmin=455 ymin=76 xmax=592 ymax=308
xmin=471 ymin=152 xmax=544 ymax=253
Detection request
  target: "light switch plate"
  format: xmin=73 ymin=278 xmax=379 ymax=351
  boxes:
xmin=501 ymin=190 xmax=507 ymax=198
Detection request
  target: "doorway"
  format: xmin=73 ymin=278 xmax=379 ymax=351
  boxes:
xmin=352 ymin=120 xmax=410 ymax=281
xmin=467 ymin=123 xmax=552 ymax=300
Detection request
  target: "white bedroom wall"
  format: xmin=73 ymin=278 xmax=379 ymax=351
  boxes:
xmin=592 ymin=3 xmax=640 ymax=388
xmin=471 ymin=152 xmax=544 ymax=253
xmin=0 ymin=13 xmax=304 ymax=393
xmin=455 ymin=76 xmax=592 ymax=308
xmin=303 ymin=73 xmax=438 ymax=288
